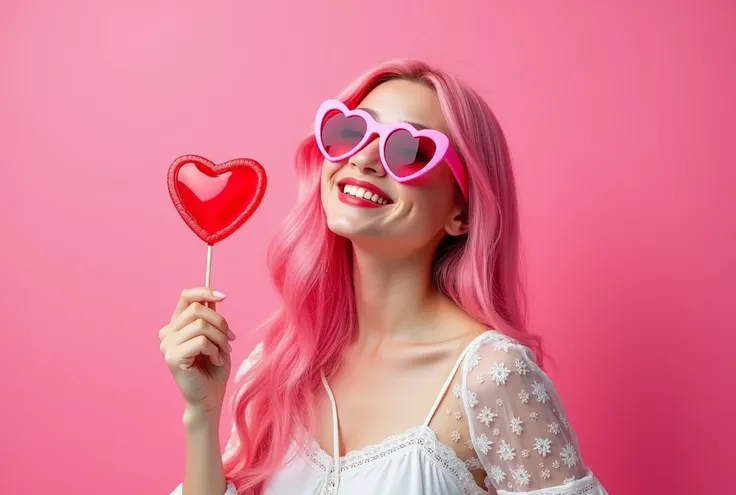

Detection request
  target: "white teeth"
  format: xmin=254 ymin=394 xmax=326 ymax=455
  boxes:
xmin=341 ymin=184 xmax=389 ymax=205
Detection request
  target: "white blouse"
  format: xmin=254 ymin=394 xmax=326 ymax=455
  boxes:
xmin=170 ymin=331 xmax=608 ymax=495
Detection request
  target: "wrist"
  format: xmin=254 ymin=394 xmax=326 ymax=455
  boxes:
xmin=182 ymin=403 xmax=222 ymax=429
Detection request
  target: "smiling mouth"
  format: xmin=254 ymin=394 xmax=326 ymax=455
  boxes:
xmin=339 ymin=183 xmax=392 ymax=205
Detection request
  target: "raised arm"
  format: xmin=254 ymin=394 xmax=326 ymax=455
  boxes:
xmin=169 ymin=342 xmax=263 ymax=495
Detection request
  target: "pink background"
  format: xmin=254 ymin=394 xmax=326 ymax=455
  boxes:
xmin=1 ymin=1 xmax=734 ymax=494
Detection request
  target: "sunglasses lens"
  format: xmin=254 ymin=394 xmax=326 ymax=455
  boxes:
xmin=384 ymin=130 xmax=437 ymax=178
xmin=320 ymin=111 xmax=367 ymax=158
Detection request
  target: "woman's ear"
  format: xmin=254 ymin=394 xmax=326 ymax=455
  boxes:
xmin=444 ymin=203 xmax=469 ymax=237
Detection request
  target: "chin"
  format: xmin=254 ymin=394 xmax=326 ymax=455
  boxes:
xmin=322 ymin=194 xmax=385 ymax=239
xmin=326 ymin=219 xmax=428 ymax=257
xmin=325 ymin=217 xmax=376 ymax=239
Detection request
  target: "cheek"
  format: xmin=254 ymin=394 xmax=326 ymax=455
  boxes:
xmin=320 ymin=160 xmax=342 ymax=206
xmin=321 ymin=159 xmax=341 ymax=180
xmin=398 ymin=167 xmax=458 ymax=235
xmin=320 ymin=160 xmax=334 ymax=188
xmin=401 ymin=185 xmax=455 ymax=231
xmin=408 ymin=167 xmax=457 ymax=212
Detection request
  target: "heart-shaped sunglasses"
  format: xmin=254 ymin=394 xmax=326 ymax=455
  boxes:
xmin=314 ymin=99 xmax=469 ymax=199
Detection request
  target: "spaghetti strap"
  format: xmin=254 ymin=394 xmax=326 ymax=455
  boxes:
xmin=320 ymin=372 xmax=341 ymax=495
xmin=422 ymin=331 xmax=488 ymax=427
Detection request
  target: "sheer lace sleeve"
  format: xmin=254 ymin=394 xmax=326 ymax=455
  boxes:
xmin=462 ymin=333 xmax=607 ymax=494
xmin=168 ymin=342 xmax=264 ymax=495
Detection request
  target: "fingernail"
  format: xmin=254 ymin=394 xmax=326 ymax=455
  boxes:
xmin=227 ymin=329 xmax=236 ymax=341
xmin=216 ymin=354 xmax=224 ymax=366
xmin=212 ymin=290 xmax=226 ymax=299
xmin=225 ymin=342 xmax=232 ymax=352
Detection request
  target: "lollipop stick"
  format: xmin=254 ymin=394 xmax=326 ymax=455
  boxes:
xmin=205 ymin=244 xmax=213 ymax=288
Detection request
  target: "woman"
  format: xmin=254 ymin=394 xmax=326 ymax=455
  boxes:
xmin=161 ymin=59 xmax=608 ymax=495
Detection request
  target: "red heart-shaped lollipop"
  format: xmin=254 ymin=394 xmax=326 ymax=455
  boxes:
xmin=168 ymin=154 xmax=267 ymax=245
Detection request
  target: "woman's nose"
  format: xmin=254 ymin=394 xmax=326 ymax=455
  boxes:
xmin=348 ymin=138 xmax=385 ymax=177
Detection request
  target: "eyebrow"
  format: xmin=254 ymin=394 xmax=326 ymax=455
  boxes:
xmin=358 ymin=107 xmax=429 ymax=130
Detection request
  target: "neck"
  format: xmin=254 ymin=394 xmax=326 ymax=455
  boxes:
xmin=351 ymin=241 xmax=445 ymax=344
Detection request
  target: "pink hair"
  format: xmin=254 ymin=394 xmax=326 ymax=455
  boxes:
xmin=222 ymin=59 xmax=543 ymax=493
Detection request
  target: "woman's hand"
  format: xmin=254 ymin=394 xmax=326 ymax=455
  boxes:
xmin=158 ymin=287 xmax=236 ymax=417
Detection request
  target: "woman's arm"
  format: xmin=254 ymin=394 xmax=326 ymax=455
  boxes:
xmin=169 ymin=342 xmax=263 ymax=495
xmin=180 ymin=407 xmax=231 ymax=495
xmin=462 ymin=334 xmax=608 ymax=494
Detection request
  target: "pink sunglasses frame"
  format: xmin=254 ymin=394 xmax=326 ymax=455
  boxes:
xmin=314 ymin=99 xmax=469 ymax=199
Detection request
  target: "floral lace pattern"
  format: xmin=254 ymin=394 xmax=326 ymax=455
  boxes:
xmin=495 ymin=474 xmax=603 ymax=495
xmin=462 ymin=332 xmax=596 ymax=493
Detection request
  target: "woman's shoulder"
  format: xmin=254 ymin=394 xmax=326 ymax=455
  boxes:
xmin=464 ymin=329 xmax=538 ymax=368
xmin=460 ymin=329 xmax=552 ymax=409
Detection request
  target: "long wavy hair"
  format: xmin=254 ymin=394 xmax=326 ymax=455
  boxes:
xmin=222 ymin=59 xmax=542 ymax=493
